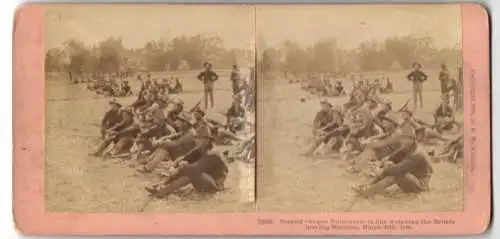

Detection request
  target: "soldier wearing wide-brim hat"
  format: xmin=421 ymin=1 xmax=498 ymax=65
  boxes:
xmin=407 ymin=61 xmax=428 ymax=109
xmin=197 ymin=62 xmax=219 ymax=109
xmin=412 ymin=62 xmax=422 ymax=69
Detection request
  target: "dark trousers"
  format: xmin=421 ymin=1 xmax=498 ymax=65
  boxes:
xmin=440 ymin=80 xmax=448 ymax=94
xmin=412 ymin=82 xmax=424 ymax=109
xmin=204 ymin=84 xmax=214 ymax=109
xmin=232 ymin=81 xmax=240 ymax=96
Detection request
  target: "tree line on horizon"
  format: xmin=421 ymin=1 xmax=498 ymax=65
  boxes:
xmin=45 ymin=33 xmax=461 ymax=79
xmin=45 ymin=34 xmax=254 ymax=76
xmin=258 ymin=34 xmax=462 ymax=77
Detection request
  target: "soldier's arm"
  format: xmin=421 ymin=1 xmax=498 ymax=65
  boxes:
xmin=212 ymin=72 xmax=219 ymax=82
xmin=433 ymin=106 xmax=441 ymax=120
xmin=421 ymin=72 xmax=428 ymax=81
xmin=109 ymin=112 xmax=133 ymax=131
xmin=174 ymin=137 xmax=210 ymax=166
xmin=313 ymin=113 xmax=323 ymax=129
xmin=101 ymin=111 xmax=111 ymax=128
xmin=407 ymin=72 xmax=414 ymax=81
xmin=196 ymin=72 xmax=203 ymax=81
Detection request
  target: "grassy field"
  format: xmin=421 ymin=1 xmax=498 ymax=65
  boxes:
xmin=45 ymin=68 xmax=463 ymax=213
xmin=45 ymin=69 xmax=256 ymax=213
xmin=256 ymin=69 xmax=464 ymax=212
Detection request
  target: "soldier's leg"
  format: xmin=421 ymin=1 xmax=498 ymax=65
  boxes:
xmin=142 ymin=148 xmax=171 ymax=172
xmin=204 ymin=86 xmax=209 ymax=109
xmin=147 ymin=176 xmax=191 ymax=197
xmin=412 ymin=83 xmax=418 ymax=110
xmin=300 ymin=137 xmax=323 ymax=156
xmin=180 ymin=160 xmax=222 ymax=193
xmin=354 ymin=176 xmax=396 ymax=198
xmin=109 ymin=136 xmax=133 ymax=156
xmin=394 ymin=173 xmax=427 ymax=193
xmin=418 ymin=83 xmax=424 ymax=108
xmin=90 ymin=138 xmax=113 ymax=156
xmin=138 ymin=147 xmax=160 ymax=164
xmin=131 ymin=142 xmax=145 ymax=161
xmin=209 ymin=88 xmax=215 ymax=108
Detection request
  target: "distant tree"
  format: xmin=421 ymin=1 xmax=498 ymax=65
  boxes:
xmin=45 ymin=48 xmax=65 ymax=73
xmin=384 ymin=35 xmax=435 ymax=69
xmin=260 ymin=47 xmax=280 ymax=72
xmin=309 ymin=39 xmax=337 ymax=73
xmin=97 ymin=37 xmax=126 ymax=73
xmin=63 ymin=39 xmax=92 ymax=76
xmin=282 ymin=40 xmax=309 ymax=74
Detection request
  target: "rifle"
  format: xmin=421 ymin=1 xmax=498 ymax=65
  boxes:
xmin=189 ymin=97 xmax=204 ymax=113
xmin=396 ymin=98 xmax=411 ymax=113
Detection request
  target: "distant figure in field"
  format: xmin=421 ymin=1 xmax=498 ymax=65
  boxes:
xmin=230 ymin=64 xmax=241 ymax=95
xmin=197 ymin=62 xmax=219 ymax=109
xmin=439 ymin=63 xmax=451 ymax=94
xmin=407 ymin=62 xmax=428 ymax=110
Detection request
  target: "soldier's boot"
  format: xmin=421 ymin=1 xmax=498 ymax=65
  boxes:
xmin=147 ymin=176 xmax=191 ymax=198
xmin=355 ymin=176 xmax=396 ymax=198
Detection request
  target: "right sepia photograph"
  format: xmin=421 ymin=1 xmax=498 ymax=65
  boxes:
xmin=256 ymin=5 xmax=464 ymax=212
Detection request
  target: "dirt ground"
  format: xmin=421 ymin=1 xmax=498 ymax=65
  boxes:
xmin=45 ymin=71 xmax=256 ymax=212
xmin=256 ymin=70 xmax=464 ymax=212
xmin=45 ymin=69 xmax=463 ymax=213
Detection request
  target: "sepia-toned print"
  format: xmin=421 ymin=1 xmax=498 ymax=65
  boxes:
xmin=256 ymin=5 xmax=464 ymax=212
xmin=44 ymin=5 xmax=256 ymax=212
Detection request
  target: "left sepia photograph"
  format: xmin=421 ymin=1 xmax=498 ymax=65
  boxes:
xmin=44 ymin=5 xmax=256 ymax=212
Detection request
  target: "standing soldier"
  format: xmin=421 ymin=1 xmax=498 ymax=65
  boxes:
xmin=407 ymin=62 xmax=428 ymax=110
xmin=439 ymin=63 xmax=450 ymax=94
xmin=197 ymin=62 xmax=219 ymax=109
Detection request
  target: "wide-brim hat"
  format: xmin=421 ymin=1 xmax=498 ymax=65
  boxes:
xmin=412 ymin=62 xmax=422 ymax=68
xmin=204 ymin=62 xmax=212 ymax=68
xmin=320 ymin=100 xmax=333 ymax=107
xmin=176 ymin=112 xmax=193 ymax=124
xmin=381 ymin=98 xmax=392 ymax=106
xmin=169 ymin=96 xmax=184 ymax=105
xmin=193 ymin=107 xmax=206 ymax=117
xmin=108 ymin=99 xmax=122 ymax=107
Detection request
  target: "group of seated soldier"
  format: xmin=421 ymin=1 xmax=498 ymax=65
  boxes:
xmin=91 ymin=80 xmax=253 ymax=199
xmin=86 ymin=73 xmax=133 ymax=97
xmin=300 ymin=84 xmax=462 ymax=199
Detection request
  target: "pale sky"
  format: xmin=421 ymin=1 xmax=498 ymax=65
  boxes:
xmin=256 ymin=5 xmax=462 ymax=49
xmin=45 ymin=5 xmax=462 ymax=51
xmin=44 ymin=5 xmax=256 ymax=50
